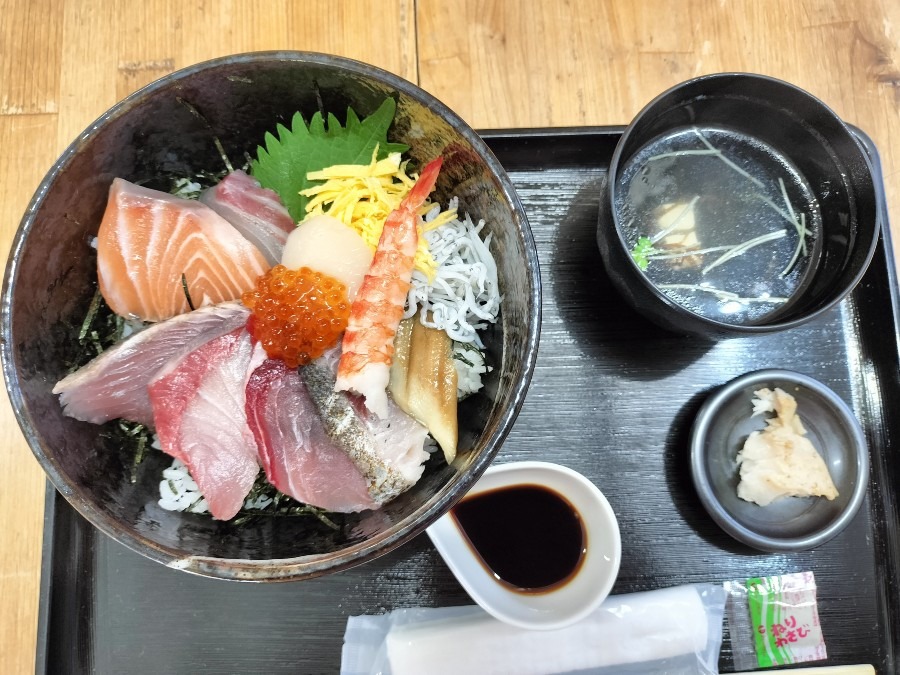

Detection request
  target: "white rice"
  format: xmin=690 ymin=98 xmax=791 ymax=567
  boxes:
xmin=423 ymin=435 xmax=440 ymax=454
xmin=158 ymin=458 xmax=209 ymax=513
xmin=243 ymin=493 xmax=274 ymax=510
xmin=171 ymin=177 xmax=203 ymax=200
xmin=404 ymin=201 xmax=501 ymax=349
xmin=454 ymin=342 xmax=490 ymax=398
xmin=157 ymin=454 xmax=272 ymax=513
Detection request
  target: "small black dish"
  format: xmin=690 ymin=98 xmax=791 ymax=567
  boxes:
xmin=597 ymin=73 xmax=880 ymax=338
xmin=690 ymin=369 xmax=868 ymax=552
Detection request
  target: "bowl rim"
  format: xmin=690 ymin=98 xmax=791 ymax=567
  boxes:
xmin=606 ymin=71 xmax=882 ymax=334
xmin=689 ymin=368 xmax=869 ymax=552
xmin=0 ymin=50 xmax=542 ymax=581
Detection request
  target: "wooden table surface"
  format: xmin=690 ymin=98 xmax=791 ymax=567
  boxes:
xmin=1 ymin=1 xmax=898 ymax=671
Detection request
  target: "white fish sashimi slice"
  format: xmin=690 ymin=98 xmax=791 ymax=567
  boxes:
xmin=52 ymin=302 xmax=249 ymax=426
xmin=350 ymin=393 xmax=430 ymax=486
xmin=200 ymin=170 xmax=296 ymax=266
xmin=149 ymin=328 xmax=263 ymax=520
xmin=300 ymin=354 xmax=428 ymax=505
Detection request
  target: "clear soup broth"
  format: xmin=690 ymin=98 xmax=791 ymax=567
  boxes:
xmin=615 ymin=126 xmax=821 ymax=324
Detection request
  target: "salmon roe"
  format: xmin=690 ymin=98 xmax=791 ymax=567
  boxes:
xmin=242 ymin=265 xmax=350 ymax=368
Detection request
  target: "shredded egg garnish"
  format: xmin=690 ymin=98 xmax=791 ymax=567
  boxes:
xmin=301 ymin=147 xmax=456 ymax=280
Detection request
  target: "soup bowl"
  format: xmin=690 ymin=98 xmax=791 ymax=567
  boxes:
xmin=597 ymin=73 xmax=880 ymax=338
xmin=1 ymin=52 xmax=541 ymax=581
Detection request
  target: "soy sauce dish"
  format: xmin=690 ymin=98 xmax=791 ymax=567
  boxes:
xmin=426 ymin=461 xmax=621 ymax=630
xmin=597 ymin=73 xmax=880 ymax=338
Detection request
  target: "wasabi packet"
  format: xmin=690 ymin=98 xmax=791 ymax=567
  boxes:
xmin=725 ymin=571 xmax=827 ymax=670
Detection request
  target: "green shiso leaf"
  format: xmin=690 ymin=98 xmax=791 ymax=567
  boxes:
xmin=630 ymin=236 xmax=657 ymax=271
xmin=250 ymin=98 xmax=408 ymax=221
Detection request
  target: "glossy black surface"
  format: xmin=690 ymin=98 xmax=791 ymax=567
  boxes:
xmin=1 ymin=53 xmax=540 ymax=581
xmin=451 ymin=484 xmax=585 ymax=592
xmin=38 ymin=128 xmax=900 ymax=673
xmin=598 ymin=73 xmax=880 ymax=338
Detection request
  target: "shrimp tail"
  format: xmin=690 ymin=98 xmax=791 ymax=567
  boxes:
xmin=405 ymin=158 xmax=443 ymax=212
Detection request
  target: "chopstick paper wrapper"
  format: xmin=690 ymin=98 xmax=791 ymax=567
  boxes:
xmin=340 ymin=583 xmax=726 ymax=675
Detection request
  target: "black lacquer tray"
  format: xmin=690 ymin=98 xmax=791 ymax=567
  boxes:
xmin=36 ymin=128 xmax=900 ymax=674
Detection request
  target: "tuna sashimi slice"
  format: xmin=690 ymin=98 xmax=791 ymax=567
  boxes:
xmin=149 ymin=328 xmax=264 ymax=520
xmin=300 ymin=352 xmax=429 ymax=506
xmin=200 ymin=170 xmax=296 ymax=266
xmin=97 ymin=178 xmax=269 ymax=323
xmin=52 ymin=302 xmax=250 ymax=426
xmin=245 ymin=359 xmax=376 ymax=512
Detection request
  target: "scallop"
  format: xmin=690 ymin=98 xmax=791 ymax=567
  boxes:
xmin=281 ymin=214 xmax=374 ymax=301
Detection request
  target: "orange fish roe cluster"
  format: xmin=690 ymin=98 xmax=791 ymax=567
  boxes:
xmin=242 ymin=265 xmax=350 ymax=368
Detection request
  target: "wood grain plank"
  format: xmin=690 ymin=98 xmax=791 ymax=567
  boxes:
xmin=418 ymin=0 xmax=900 ymax=268
xmin=175 ymin=0 xmax=290 ymax=69
xmin=115 ymin=0 xmax=178 ymax=100
xmin=0 ymin=0 xmax=62 ymax=114
xmin=0 ymin=112 xmax=60 ymax=675
xmin=56 ymin=0 xmax=416 ymax=146
xmin=174 ymin=0 xmax=416 ymax=82
xmin=283 ymin=0 xmax=418 ymax=81
xmin=57 ymin=0 xmax=119 ymax=150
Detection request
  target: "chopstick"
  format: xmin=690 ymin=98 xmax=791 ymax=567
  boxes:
xmin=733 ymin=666 xmax=875 ymax=674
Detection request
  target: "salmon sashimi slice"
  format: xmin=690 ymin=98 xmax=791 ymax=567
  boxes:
xmin=53 ymin=302 xmax=250 ymax=426
xmin=245 ymin=359 xmax=377 ymax=512
xmin=149 ymin=328 xmax=265 ymax=520
xmin=97 ymin=178 xmax=269 ymax=323
xmin=200 ymin=170 xmax=296 ymax=266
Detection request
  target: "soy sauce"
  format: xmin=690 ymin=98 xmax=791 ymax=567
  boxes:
xmin=451 ymin=484 xmax=586 ymax=593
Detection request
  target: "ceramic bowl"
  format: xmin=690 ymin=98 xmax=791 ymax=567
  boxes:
xmin=427 ymin=461 xmax=621 ymax=630
xmin=690 ymin=369 xmax=868 ymax=551
xmin=0 ymin=52 xmax=541 ymax=581
xmin=597 ymin=73 xmax=881 ymax=338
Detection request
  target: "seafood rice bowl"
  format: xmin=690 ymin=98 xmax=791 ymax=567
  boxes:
xmin=1 ymin=52 xmax=540 ymax=581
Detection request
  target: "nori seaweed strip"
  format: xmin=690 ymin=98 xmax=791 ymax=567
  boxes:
xmin=233 ymin=472 xmax=340 ymax=529
xmin=181 ymin=273 xmax=196 ymax=311
xmin=78 ymin=290 xmax=102 ymax=342
xmin=129 ymin=433 xmax=148 ymax=484
xmin=232 ymin=505 xmax=339 ymax=530
xmin=176 ymin=97 xmax=234 ymax=173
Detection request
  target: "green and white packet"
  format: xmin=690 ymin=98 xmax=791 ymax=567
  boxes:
xmin=725 ymin=571 xmax=826 ymax=670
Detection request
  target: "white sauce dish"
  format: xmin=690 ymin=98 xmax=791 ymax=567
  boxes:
xmin=426 ymin=461 xmax=621 ymax=630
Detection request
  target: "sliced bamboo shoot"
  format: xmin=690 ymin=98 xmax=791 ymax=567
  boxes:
xmin=388 ymin=317 xmax=458 ymax=464
xmin=389 ymin=318 xmax=414 ymax=411
xmin=408 ymin=320 xmax=458 ymax=463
